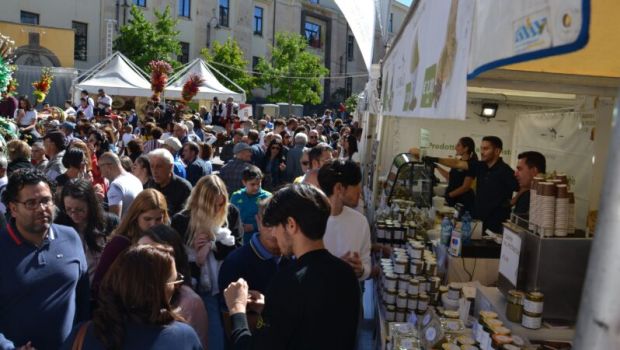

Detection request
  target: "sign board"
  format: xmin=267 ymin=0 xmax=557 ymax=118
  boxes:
xmin=238 ymin=103 xmax=253 ymax=121
xmin=381 ymin=0 xmax=474 ymax=120
xmin=381 ymin=0 xmax=590 ymax=120
xmin=499 ymin=226 xmax=522 ymax=287
xmin=468 ymin=0 xmax=590 ymax=78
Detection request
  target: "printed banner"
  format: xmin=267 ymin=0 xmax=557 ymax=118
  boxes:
xmin=335 ymin=0 xmax=376 ymax=72
xmin=512 ymin=111 xmax=594 ymax=229
xmin=238 ymin=104 xmax=253 ymax=121
xmin=468 ymin=0 xmax=590 ymax=78
xmin=381 ymin=0 xmax=474 ymax=120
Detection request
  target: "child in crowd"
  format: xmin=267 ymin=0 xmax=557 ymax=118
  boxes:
xmin=229 ymin=165 xmax=271 ymax=245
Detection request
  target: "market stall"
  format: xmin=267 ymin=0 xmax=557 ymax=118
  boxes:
xmin=357 ymin=0 xmax=616 ymax=349
xmin=164 ymin=58 xmax=245 ymax=103
xmin=72 ymin=52 xmax=152 ymax=100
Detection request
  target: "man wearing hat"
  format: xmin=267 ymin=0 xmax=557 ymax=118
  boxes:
xmin=218 ymin=142 xmax=252 ymax=194
xmin=161 ymin=137 xmax=187 ymax=179
xmin=60 ymin=122 xmax=76 ymax=145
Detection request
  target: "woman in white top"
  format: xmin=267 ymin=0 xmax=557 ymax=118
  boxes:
xmin=16 ymin=96 xmax=40 ymax=139
xmin=172 ymin=175 xmax=234 ymax=350
xmin=340 ymin=133 xmax=360 ymax=163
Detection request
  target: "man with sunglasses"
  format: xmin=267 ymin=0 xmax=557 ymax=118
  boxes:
xmin=0 ymin=169 xmax=89 ymax=350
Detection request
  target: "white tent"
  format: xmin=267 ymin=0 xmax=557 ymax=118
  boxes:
xmin=165 ymin=58 xmax=245 ymax=102
xmin=72 ymin=52 xmax=152 ymax=98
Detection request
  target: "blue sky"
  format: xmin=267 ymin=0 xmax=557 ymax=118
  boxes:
xmin=396 ymin=0 xmax=413 ymax=6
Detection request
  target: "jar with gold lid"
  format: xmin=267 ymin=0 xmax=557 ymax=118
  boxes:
xmin=386 ymin=304 xmax=396 ymax=321
xmin=523 ymin=291 xmax=544 ymax=314
xmin=408 ymin=277 xmax=419 ymax=295
xmin=417 ymin=293 xmax=430 ymax=312
xmin=521 ymin=310 xmax=542 ymax=329
xmin=448 ymin=283 xmax=462 ymax=300
xmin=505 ymin=290 xmax=524 ymax=323
xmin=395 ymin=307 xmax=407 ymax=322
xmin=407 ymin=294 xmax=418 ymax=310
xmin=385 ymin=288 xmax=397 ymax=305
xmin=397 ymin=292 xmax=409 ymax=309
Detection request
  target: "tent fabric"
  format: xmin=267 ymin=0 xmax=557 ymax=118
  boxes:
xmin=74 ymin=53 xmax=152 ymax=97
xmin=165 ymin=59 xmax=244 ymax=102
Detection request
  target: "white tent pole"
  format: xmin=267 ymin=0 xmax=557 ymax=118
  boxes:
xmin=167 ymin=59 xmax=195 ymax=85
xmin=204 ymin=61 xmax=246 ymax=102
xmin=74 ymin=52 xmax=116 ymax=84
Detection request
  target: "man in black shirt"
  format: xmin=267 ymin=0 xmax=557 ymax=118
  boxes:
xmin=416 ymin=136 xmax=519 ymax=233
xmin=148 ymin=148 xmax=192 ymax=216
xmin=223 ymin=184 xmax=360 ymax=349
xmin=513 ymin=151 xmax=546 ymax=219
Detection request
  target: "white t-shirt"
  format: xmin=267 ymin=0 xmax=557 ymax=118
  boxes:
xmin=107 ymin=172 xmax=143 ymax=218
xmin=19 ymin=110 xmax=37 ymax=126
xmin=97 ymin=95 xmax=113 ymax=109
xmin=122 ymin=133 xmax=136 ymax=147
xmin=324 ymin=205 xmax=371 ymax=281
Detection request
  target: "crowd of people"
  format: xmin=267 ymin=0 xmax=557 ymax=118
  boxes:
xmin=0 ymin=91 xmax=372 ymax=350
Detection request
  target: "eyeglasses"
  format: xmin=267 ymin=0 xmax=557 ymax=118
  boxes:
xmin=65 ymin=207 xmax=86 ymax=215
xmin=15 ymin=196 xmax=54 ymax=210
xmin=301 ymin=161 xmax=310 ymax=166
xmin=167 ymin=273 xmax=185 ymax=285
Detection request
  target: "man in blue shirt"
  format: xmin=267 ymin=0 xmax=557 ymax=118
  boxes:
xmin=219 ymin=199 xmax=287 ymax=296
xmin=0 ymin=169 xmax=89 ymax=350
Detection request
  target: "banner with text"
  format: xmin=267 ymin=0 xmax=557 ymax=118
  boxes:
xmin=381 ymin=0 xmax=474 ymax=120
xmin=335 ymin=0 xmax=376 ymax=72
xmin=468 ymin=0 xmax=590 ymax=78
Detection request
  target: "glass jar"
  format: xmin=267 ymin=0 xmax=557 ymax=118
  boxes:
xmin=417 ymin=293 xmax=430 ymax=312
xmin=505 ymin=290 xmax=524 ymax=323
xmin=410 ymin=259 xmax=424 ymax=275
xmin=448 ymin=283 xmax=462 ymax=300
xmin=408 ymin=277 xmax=420 ymax=295
xmin=407 ymin=294 xmax=418 ymax=310
xmin=524 ymin=291 xmax=544 ymax=314
xmin=385 ymin=288 xmax=397 ymax=305
xmin=521 ymin=310 xmax=542 ymax=329
xmin=398 ymin=275 xmax=410 ymax=294
xmin=384 ymin=273 xmax=397 ymax=290
xmin=425 ymin=260 xmax=438 ymax=276
xmin=397 ymin=292 xmax=409 ymax=309
xmin=386 ymin=304 xmax=396 ymax=322
xmin=394 ymin=258 xmax=408 ymax=274
xmin=396 ymin=307 xmax=407 ymax=322
xmin=428 ymin=276 xmax=441 ymax=293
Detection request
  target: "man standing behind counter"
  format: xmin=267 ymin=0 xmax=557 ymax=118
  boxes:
xmin=513 ymin=151 xmax=546 ymax=218
xmin=412 ymin=136 xmax=518 ymax=234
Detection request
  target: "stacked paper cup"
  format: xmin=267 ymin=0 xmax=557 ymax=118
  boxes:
xmin=539 ymin=182 xmax=556 ymax=237
xmin=568 ymin=192 xmax=576 ymax=234
xmin=529 ymin=177 xmax=541 ymax=232
xmin=555 ymin=185 xmax=569 ymax=237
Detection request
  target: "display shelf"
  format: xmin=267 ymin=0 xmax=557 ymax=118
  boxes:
xmin=472 ymin=281 xmax=576 ymax=342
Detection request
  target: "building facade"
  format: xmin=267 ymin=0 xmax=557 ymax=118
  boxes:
xmin=0 ymin=0 xmax=408 ymax=103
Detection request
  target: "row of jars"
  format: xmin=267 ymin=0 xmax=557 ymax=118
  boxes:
xmin=473 ymin=311 xmax=527 ymax=350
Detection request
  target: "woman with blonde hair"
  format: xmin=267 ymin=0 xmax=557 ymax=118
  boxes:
xmin=6 ymin=139 xmax=33 ymax=175
xmin=92 ymin=188 xmax=169 ymax=296
xmin=171 ymin=175 xmax=237 ymax=350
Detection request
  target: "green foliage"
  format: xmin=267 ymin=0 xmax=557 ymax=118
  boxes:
xmin=255 ymin=32 xmax=329 ymax=106
xmin=201 ymin=38 xmax=256 ymax=96
xmin=345 ymin=95 xmax=358 ymax=112
xmin=113 ymin=5 xmax=181 ymax=71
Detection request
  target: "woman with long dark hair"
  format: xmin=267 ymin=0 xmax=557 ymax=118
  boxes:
xmin=437 ymin=136 xmax=477 ymax=212
xmin=87 ymin=129 xmax=110 ymax=159
xmin=139 ymin=225 xmax=209 ymax=348
xmin=92 ymin=189 xmax=169 ymax=296
xmin=262 ymin=139 xmax=287 ymax=191
xmin=132 ymin=154 xmax=155 ymax=187
xmin=61 ymin=245 xmax=202 ymax=349
xmin=56 ymin=179 xmax=119 ymax=281
xmin=341 ymin=133 xmax=359 ymax=163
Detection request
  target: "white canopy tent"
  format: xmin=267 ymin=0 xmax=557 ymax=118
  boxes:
xmin=72 ymin=52 xmax=152 ymax=98
xmin=165 ymin=58 xmax=245 ymax=102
